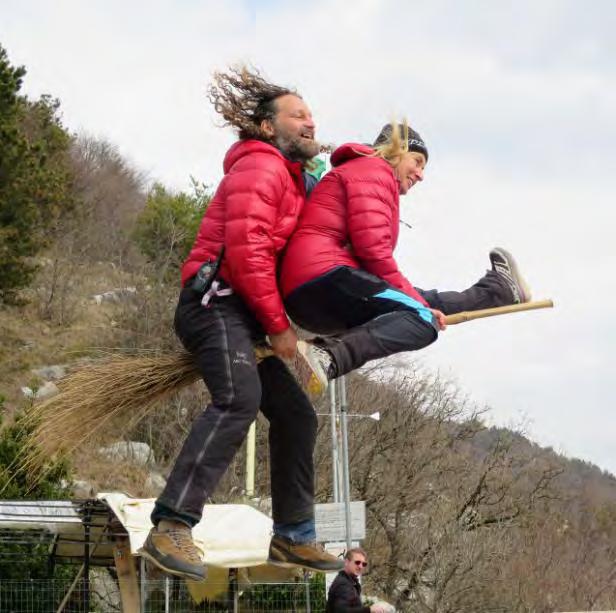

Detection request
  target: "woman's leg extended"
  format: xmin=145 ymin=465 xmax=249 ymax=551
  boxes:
xmin=418 ymin=270 xmax=510 ymax=314
xmin=321 ymin=309 xmax=437 ymax=376
xmin=418 ymin=248 xmax=531 ymax=314
xmin=286 ymin=267 xmax=438 ymax=377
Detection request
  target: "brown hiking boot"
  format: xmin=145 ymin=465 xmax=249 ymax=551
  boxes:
xmin=139 ymin=523 xmax=206 ymax=581
xmin=268 ymin=534 xmax=344 ymax=572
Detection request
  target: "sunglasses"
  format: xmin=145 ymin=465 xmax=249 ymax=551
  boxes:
xmin=353 ymin=560 xmax=368 ymax=568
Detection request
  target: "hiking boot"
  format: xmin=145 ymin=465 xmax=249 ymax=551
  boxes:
xmin=489 ymin=247 xmax=532 ymax=304
xmin=268 ymin=534 xmax=344 ymax=572
xmin=295 ymin=340 xmax=334 ymax=396
xmin=139 ymin=523 xmax=206 ymax=581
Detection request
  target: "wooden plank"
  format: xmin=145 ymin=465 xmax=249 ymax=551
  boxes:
xmin=113 ymin=536 xmax=141 ymax=613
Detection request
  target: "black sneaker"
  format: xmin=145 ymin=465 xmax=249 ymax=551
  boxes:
xmin=268 ymin=534 xmax=343 ymax=572
xmin=489 ymin=247 xmax=532 ymax=304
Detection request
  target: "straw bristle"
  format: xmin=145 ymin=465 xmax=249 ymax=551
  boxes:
xmin=15 ymin=351 xmax=200 ymax=486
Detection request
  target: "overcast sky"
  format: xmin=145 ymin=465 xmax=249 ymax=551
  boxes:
xmin=2 ymin=0 xmax=615 ymax=473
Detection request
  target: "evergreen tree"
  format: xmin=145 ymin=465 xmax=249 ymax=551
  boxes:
xmin=0 ymin=43 xmax=74 ymax=303
xmin=132 ymin=178 xmax=211 ymax=278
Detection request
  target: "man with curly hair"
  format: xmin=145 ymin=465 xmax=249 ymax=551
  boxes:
xmin=140 ymin=67 xmax=342 ymax=580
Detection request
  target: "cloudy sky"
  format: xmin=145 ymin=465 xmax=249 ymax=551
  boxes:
xmin=3 ymin=1 xmax=615 ymax=472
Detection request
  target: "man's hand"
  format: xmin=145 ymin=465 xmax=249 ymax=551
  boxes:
xmin=370 ymin=604 xmax=389 ymax=613
xmin=269 ymin=328 xmax=298 ymax=360
xmin=430 ymin=308 xmax=447 ymax=331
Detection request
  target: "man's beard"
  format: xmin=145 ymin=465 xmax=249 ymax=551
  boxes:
xmin=274 ymin=131 xmax=320 ymax=163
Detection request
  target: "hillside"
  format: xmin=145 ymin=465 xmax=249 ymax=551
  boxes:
xmin=2 ymin=266 xmax=616 ymax=611
xmin=2 ymin=42 xmax=615 ymax=609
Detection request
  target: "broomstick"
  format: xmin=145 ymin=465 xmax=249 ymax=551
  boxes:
xmin=9 ymin=299 xmax=553 ymax=488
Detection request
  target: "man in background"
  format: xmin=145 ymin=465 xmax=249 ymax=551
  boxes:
xmin=327 ymin=548 xmax=391 ymax=613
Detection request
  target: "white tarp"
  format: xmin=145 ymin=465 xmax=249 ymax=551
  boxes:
xmin=99 ymin=493 xmax=273 ymax=568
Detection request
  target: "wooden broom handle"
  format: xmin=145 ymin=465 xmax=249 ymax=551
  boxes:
xmin=444 ymin=299 xmax=554 ymax=325
xmin=254 ymin=300 xmax=554 ymax=360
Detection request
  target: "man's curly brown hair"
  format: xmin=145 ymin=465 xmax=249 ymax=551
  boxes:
xmin=208 ymin=65 xmax=299 ymax=141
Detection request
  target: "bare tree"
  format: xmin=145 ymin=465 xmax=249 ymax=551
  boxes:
xmin=316 ymin=366 xmax=565 ymax=612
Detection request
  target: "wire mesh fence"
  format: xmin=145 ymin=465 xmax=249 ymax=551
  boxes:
xmin=0 ymin=576 xmax=327 ymax=612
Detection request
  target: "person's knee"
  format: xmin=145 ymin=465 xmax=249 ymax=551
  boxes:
xmin=397 ymin=312 xmax=438 ymax=350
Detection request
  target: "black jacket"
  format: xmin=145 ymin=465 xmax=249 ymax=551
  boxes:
xmin=326 ymin=570 xmax=370 ymax=613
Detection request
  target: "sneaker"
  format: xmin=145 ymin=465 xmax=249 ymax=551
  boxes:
xmin=139 ymin=524 xmax=206 ymax=582
xmin=268 ymin=534 xmax=344 ymax=572
xmin=295 ymin=341 xmax=333 ymax=396
xmin=489 ymin=247 xmax=532 ymax=304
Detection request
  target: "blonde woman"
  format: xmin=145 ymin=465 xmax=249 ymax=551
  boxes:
xmin=280 ymin=122 xmax=531 ymax=385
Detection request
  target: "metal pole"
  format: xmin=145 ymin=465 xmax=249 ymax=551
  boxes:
xmin=83 ymin=507 xmax=91 ymax=612
xmin=338 ymin=376 xmax=353 ymax=550
xmin=140 ymin=556 xmax=146 ymax=612
xmin=329 ymin=381 xmax=340 ymax=503
xmin=232 ymin=569 xmax=239 ymax=613
xmin=246 ymin=420 xmax=256 ymax=497
xmin=304 ymin=569 xmax=312 ymax=613
xmin=164 ymin=576 xmax=170 ymax=613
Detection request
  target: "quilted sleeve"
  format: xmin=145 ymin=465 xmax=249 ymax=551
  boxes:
xmin=223 ymin=154 xmax=291 ymax=334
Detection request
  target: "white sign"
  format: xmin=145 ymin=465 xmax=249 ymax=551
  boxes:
xmin=315 ymin=501 xmax=366 ymax=542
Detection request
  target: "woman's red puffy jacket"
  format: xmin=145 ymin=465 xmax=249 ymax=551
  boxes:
xmin=182 ymin=139 xmax=306 ymax=335
xmin=280 ymin=144 xmax=428 ymax=306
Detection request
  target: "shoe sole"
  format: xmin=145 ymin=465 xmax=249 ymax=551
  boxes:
xmin=268 ymin=556 xmax=343 ymax=572
xmin=139 ymin=547 xmax=207 ymax=582
xmin=268 ymin=545 xmax=343 ymax=573
xmin=490 ymin=247 xmax=532 ymax=303
xmin=295 ymin=341 xmax=328 ymax=396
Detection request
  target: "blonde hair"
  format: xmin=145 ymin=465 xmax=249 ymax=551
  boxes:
xmin=345 ymin=547 xmax=368 ymax=561
xmin=373 ymin=120 xmax=426 ymax=168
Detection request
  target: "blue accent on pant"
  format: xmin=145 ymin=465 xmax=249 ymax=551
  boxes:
xmin=374 ymin=288 xmax=434 ymax=324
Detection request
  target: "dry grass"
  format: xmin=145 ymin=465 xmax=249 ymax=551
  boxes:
xmin=14 ymin=350 xmax=200 ymax=488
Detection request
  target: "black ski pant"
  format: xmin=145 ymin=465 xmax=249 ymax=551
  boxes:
xmin=284 ymin=266 xmax=513 ymax=377
xmin=152 ymin=288 xmax=317 ymax=528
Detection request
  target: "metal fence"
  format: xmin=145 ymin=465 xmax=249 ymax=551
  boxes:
xmin=0 ymin=577 xmax=327 ymax=612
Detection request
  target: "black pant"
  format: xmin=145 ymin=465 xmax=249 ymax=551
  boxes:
xmin=152 ymin=288 xmax=317 ymax=528
xmin=284 ymin=266 xmax=512 ymax=377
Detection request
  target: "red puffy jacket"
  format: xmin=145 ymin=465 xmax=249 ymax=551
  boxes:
xmin=182 ymin=140 xmax=306 ymax=335
xmin=280 ymin=144 xmax=428 ymax=307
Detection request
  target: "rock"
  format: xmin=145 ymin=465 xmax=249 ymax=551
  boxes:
xmin=251 ymin=496 xmax=272 ymax=515
xmin=67 ymin=479 xmax=95 ymax=498
xmin=31 ymin=365 xmax=67 ymax=380
xmin=92 ymin=287 xmax=137 ymax=305
xmin=368 ymin=601 xmax=395 ymax=613
xmin=21 ymin=381 xmax=59 ymax=400
xmin=98 ymin=441 xmax=155 ymax=466
xmin=91 ymin=568 xmax=121 ymax=611
xmin=145 ymin=471 xmax=167 ymax=493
